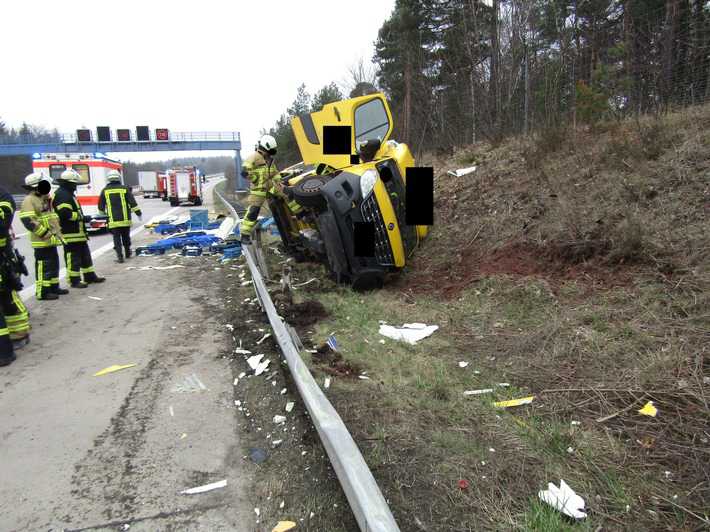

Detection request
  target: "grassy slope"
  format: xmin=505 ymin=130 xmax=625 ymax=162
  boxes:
xmin=286 ymin=104 xmax=709 ymax=530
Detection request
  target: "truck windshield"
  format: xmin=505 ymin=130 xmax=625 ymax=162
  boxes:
xmin=49 ymin=164 xmax=66 ymax=180
xmin=355 ymin=98 xmax=390 ymax=145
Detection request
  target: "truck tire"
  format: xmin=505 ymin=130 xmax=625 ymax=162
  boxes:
xmin=193 ymin=198 xmax=202 ymax=206
xmin=292 ymin=176 xmax=330 ymax=210
xmin=169 ymin=198 xmax=178 ymax=206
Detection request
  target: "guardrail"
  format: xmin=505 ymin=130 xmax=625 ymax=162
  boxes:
xmin=214 ymin=188 xmax=400 ymax=532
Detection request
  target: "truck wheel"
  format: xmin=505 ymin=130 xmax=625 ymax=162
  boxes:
xmin=170 ymin=198 xmax=178 ymax=206
xmin=292 ymin=176 xmax=330 ymax=210
xmin=193 ymin=198 xmax=202 ymax=206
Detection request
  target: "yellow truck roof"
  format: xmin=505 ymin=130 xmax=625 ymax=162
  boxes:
xmin=290 ymin=93 xmax=394 ymax=168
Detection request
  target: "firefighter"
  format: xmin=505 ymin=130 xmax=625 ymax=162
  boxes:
xmin=54 ymin=169 xmax=106 ymax=288
xmin=0 ymin=185 xmax=30 ymax=357
xmin=240 ymin=134 xmax=302 ymax=244
xmin=98 ymin=170 xmax=142 ymax=263
xmin=19 ymin=172 xmax=69 ymax=300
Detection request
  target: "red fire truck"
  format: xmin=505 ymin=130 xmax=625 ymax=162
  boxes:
xmin=167 ymin=166 xmax=203 ymax=206
xmin=157 ymin=173 xmax=168 ymax=201
xmin=32 ymin=152 xmax=122 ymax=232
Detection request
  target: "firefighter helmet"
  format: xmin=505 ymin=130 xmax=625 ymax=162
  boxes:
xmin=24 ymin=172 xmax=47 ymax=188
xmin=106 ymin=170 xmax=122 ymax=183
xmin=257 ymin=134 xmax=277 ymax=155
xmin=59 ymin=169 xmax=88 ymax=184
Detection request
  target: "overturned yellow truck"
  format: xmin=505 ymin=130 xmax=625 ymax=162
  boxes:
xmin=267 ymin=93 xmax=428 ymax=290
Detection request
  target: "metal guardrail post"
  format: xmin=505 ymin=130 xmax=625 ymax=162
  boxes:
xmin=214 ymin=188 xmax=400 ymax=532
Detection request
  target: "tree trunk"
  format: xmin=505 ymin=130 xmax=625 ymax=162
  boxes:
xmin=491 ymin=0 xmax=500 ymax=133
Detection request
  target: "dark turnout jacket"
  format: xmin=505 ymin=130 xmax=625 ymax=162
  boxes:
xmin=98 ymin=183 xmax=141 ymax=229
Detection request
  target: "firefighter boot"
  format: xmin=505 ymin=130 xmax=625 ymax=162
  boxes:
xmin=53 ymin=287 xmax=70 ymax=295
xmin=84 ymin=272 xmax=106 ymax=283
xmin=0 ymin=353 xmax=16 ymax=367
xmin=39 ymin=292 xmax=59 ymax=301
xmin=71 ymin=280 xmax=89 ymax=289
xmin=115 ymin=250 xmax=124 ymax=264
xmin=125 ymin=247 xmax=132 ymax=259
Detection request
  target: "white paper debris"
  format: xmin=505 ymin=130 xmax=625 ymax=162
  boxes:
xmin=273 ymin=415 xmax=287 ymax=424
xmin=246 ymin=354 xmax=264 ymax=370
xmin=447 ymin=165 xmax=477 ymax=177
xmin=358 ymin=375 xmax=370 ymax=380
xmin=88 ymin=296 xmax=102 ymax=301
xmin=225 ymin=324 xmax=234 ymax=331
xmin=498 ymin=383 xmax=510 ymax=387
xmin=378 ymin=322 xmax=439 ymax=345
xmin=233 ymin=378 xmax=239 ymax=386
xmin=180 ymin=479 xmax=227 ymax=495
xmin=538 ymin=479 xmax=587 ymax=520
xmin=254 ymin=359 xmax=271 ymax=376
xmin=464 ymin=389 xmax=494 ymax=396
xmin=272 ymin=439 xmax=283 ymax=448
xmin=254 ymin=507 xmax=260 ymax=516
xmin=280 ymin=388 xmax=287 ymax=395
xmin=255 ymin=333 xmax=271 ymax=345
xmin=324 ymin=377 xmax=331 ymax=389
xmin=285 ymin=402 xmax=295 ymax=412
xmin=458 ymin=361 xmax=469 ymax=368
xmin=169 ymin=406 xmax=174 ymax=417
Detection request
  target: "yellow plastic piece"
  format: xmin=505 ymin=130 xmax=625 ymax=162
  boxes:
xmin=272 ymin=522 xmax=297 ymax=532
xmin=493 ymin=396 xmax=535 ymax=408
xmin=93 ymin=364 xmax=137 ymax=377
xmin=638 ymin=401 xmax=658 ymax=417
xmin=372 ymin=179 xmax=405 ymax=267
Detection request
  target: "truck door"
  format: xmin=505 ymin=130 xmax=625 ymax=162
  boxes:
xmin=290 ymin=93 xmax=393 ymax=169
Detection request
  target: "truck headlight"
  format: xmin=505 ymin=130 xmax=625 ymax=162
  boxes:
xmin=359 ymin=169 xmax=378 ymax=198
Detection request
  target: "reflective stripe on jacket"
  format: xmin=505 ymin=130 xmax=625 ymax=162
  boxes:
xmin=98 ymin=184 xmax=140 ymax=229
xmin=19 ymin=193 xmax=62 ymax=248
xmin=243 ymin=151 xmax=279 ymax=198
xmin=53 ymin=185 xmax=87 ymax=243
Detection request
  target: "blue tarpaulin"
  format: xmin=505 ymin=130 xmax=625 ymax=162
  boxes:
xmin=137 ymin=232 xmax=222 ymax=255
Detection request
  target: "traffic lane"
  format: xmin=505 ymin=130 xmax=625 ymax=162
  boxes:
xmin=0 ymin=225 xmax=250 ymax=530
xmin=11 ymin=182 xmax=220 ymax=293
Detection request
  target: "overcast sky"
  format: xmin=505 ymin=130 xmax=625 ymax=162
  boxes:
xmin=1 ymin=0 xmax=395 ymax=162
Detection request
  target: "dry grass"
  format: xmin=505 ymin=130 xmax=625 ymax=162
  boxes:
xmin=262 ymin=103 xmax=710 ymax=530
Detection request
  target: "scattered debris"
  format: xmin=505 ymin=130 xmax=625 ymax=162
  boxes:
xmin=280 ymin=388 xmax=287 ymax=395
xmin=447 ymin=165 xmax=477 ymax=177
xmin=247 ymin=354 xmax=265 ymax=370
xmin=172 ymin=373 xmax=208 ymax=393
xmin=639 ymin=401 xmax=658 ymax=417
xmin=273 ymin=415 xmax=287 ymax=424
xmin=233 ymin=377 xmax=239 ymax=386
xmin=180 ymin=433 xmax=187 ymax=439
xmin=87 ymin=296 xmax=102 ymax=301
xmin=271 ymin=439 xmax=283 ymax=448
xmin=249 ymin=448 xmax=268 ymax=464
xmin=358 ymin=375 xmax=370 ymax=380
xmin=464 ymin=388 xmax=494 ymax=396
xmin=292 ymin=277 xmax=318 ymax=288
xmin=538 ymin=479 xmax=587 ymax=520
xmin=256 ymin=333 xmax=272 ymax=345
xmin=326 ymin=334 xmax=339 ymax=352
xmin=324 ymin=377 xmax=331 ymax=389
xmin=458 ymin=361 xmax=469 ymax=368
xmin=285 ymin=402 xmax=295 ymax=413
xmin=169 ymin=406 xmax=174 ymax=417
xmin=180 ymin=479 xmax=227 ymax=495
xmin=255 ymin=359 xmax=271 ymax=376
xmin=225 ymin=324 xmax=234 ymax=331
xmin=254 ymin=508 xmax=260 ymax=517
xmin=272 ymin=521 xmax=297 ymax=532
xmin=494 ymin=396 xmax=534 ymax=408
xmin=378 ymin=322 xmax=439 ymax=345
xmin=93 ymin=364 xmax=136 ymax=377
xmin=497 ymin=382 xmax=510 ymax=387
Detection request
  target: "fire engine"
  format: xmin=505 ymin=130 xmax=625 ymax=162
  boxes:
xmin=157 ymin=173 xmax=168 ymax=201
xmin=167 ymin=166 xmax=203 ymax=206
xmin=32 ymin=152 xmax=123 ymax=233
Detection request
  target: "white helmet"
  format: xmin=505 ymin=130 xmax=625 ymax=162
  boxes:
xmin=24 ymin=172 xmax=49 ymax=188
xmin=59 ymin=168 xmax=87 ymax=184
xmin=257 ymin=134 xmax=277 ymax=155
xmin=106 ymin=170 xmax=122 ymax=183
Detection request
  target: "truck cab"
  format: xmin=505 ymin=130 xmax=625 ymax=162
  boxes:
xmin=267 ymin=93 xmax=428 ymax=289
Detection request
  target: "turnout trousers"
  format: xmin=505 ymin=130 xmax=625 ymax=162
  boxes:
xmin=64 ymin=241 xmax=98 ymax=284
xmin=0 ymin=288 xmax=30 ymax=341
xmin=111 ymin=227 xmax=131 ymax=259
xmin=34 ymin=246 xmax=60 ymax=299
xmin=0 ymin=309 xmax=14 ymax=363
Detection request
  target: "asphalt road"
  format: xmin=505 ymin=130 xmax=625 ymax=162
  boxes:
xmin=11 ymin=178 xmax=222 ymax=299
xmin=0 ymin=178 xmax=254 ymax=530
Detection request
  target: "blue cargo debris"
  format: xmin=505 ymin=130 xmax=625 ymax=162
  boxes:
xmin=189 ymin=209 xmax=210 ymax=230
xmin=136 ymin=232 xmax=222 ymax=256
xmin=182 ymin=245 xmax=203 ymax=256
